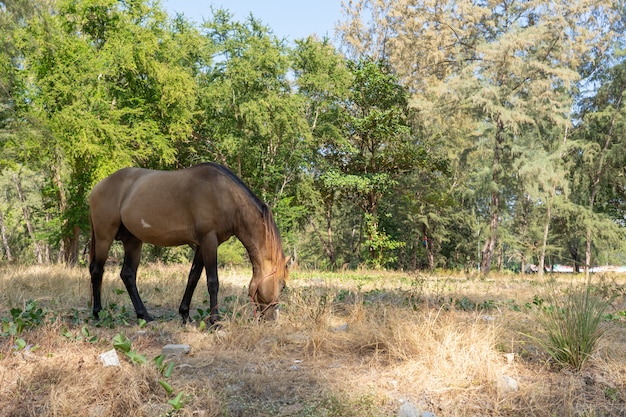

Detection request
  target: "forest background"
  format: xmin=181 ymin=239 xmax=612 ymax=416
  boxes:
xmin=0 ymin=0 xmax=625 ymax=275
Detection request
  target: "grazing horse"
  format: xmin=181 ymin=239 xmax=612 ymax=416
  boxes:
xmin=88 ymin=163 xmax=289 ymax=324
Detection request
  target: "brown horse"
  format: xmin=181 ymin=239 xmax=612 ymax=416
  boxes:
xmin=88 ymin=163 xmax=289 ymax=324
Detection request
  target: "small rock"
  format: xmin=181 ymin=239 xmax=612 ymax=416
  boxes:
xmin=505 ymin=353 xmax=515 ymax=364
xmin=99 ymin=349 xmax=120 ymax=367
xmin=331 ymin=323 xmax=349 ymax=332
xmin=398 ymin=401 xmax=421 ymax=417
xmin=497 ymin=374 xmax=519 ymax=392
xmin=89 ymin=404 xmax=108 ymax=416
xmin=162 ymin=344 xmax=191 ymax=355
xmin=280 ymin=403 xmax=304 ymax=415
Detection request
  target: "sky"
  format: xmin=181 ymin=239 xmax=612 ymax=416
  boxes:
xmin=162 ymin=0 xmax=345 ymax=43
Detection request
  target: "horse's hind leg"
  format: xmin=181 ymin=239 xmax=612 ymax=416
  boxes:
xmin=178 ymin=247 xmax=204 ymax=324
xmin=90 ymin=238 xmax=114 ymax=319
xmin=118 ymin=228 xmax=152 ymax=321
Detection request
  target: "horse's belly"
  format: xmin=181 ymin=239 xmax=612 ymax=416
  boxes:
xmin=122 ymin=216 xmax=196 ymax=247
xmin=140 ymin=230 xmax=193 ymax=247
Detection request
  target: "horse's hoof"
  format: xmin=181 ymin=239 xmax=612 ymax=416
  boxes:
xmin=209 ymin=321 xmax=223 ymax=331
xmin=138 ymin=314 xmax=155 ymax=323
xmin=209 ymin=315 xmax=222 ymax=330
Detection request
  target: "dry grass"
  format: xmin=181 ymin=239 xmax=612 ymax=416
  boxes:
xmin=0 ymin=265 xmax=625 ymax=416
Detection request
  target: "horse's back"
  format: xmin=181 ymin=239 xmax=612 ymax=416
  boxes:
xmin=90 ymin=164 xmax=236 ymax=247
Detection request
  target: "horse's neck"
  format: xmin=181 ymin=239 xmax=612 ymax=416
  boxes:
xmin=234 ymin=209 xmax=269 ymax=271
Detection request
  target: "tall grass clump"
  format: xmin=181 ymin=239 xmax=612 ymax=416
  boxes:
xmin=534 ymin=280 xmax=608 ymax=371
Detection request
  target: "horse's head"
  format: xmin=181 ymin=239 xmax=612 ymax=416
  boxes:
xmin=251 ymin=256 xmax=289 ymax=320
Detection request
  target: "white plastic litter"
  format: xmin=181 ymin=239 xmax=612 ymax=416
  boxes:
xmin=99 ymin=349 xmax=121 ymax=367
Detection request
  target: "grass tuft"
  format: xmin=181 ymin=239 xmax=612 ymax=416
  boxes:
xmin=533 ymin=280 xmax=608 ymax=370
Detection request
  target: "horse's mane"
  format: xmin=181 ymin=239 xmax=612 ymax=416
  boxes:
xmin=199 ymin=163 xmax=284 ymax=263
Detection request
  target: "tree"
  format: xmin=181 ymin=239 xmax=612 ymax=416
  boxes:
xmin=195 ymin=9 xmax=312 ymax=243
xmin=339 ymin=0 xmax=623 ymax=274
xmin=571 ymin=57 xmax=626 ymax=274
xmin=291 ymin=36 xmax=353 ymax=268
xmin=320 ymin=58 xmax=421 ymax=267
xmin=11 ymin=0 xmax=197 ymax=263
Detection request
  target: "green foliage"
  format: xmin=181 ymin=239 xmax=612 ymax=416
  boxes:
xmin=109 ymin=333 xmax=188 ymax=411
xmin=14 ymin=337 xmax=27 ymax=351
xmin=363 ymin=213 xmax=404 ymax=269
xmin=217 ymin=237 xmax=247 ymax=267
xmin=168 ymin=392 xmax=186 ymax=410
xmin=112 ymin=332 xmax=132 ymax=352
xmin=94 ymin=302 xmax=137 ymax=327
xmin=62 ymin=325 xmax=99 ymax=343
xmin=1 ymin=299 xmax=47 ymax=337
xmin=154 ymin=354 xmax=175 ymax=378
xmin=197 ymin=8 xmax=312 ymax=240
xmin=533 ymin=281 xmax=608 ymax=370
xmin=112 ymin=332 xmax=147 ymax=365
xmin=0 ymin=0 xmax=625 ymax=274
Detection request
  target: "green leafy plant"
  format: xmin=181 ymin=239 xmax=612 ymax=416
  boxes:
xmin=2 ymin=300 xmax=47 ymax=337
xmin=159 ymin=380 xmax=174 ymax=395
xmin=154 ymin=354 xmax=187 ymax=412
xmin=533 ymin=282 xmax=608 ymax=370
xmin=603 ymin=310 xmax=626 ymax=322
xmin=112 ymin=332 xmax=146 ymax=365
xmin=14 ymin=338 xmax=27 ymax=351
xmin=154 ymin=354 xmax=175 ymax=378
xmin=168 ymin=392 xmax=186 ymax=410
xmin=95 ymin=305 xmax=133 ymax=328
xmin=62 ymin=325 xmax=99 ymax=343
xmin=192 ymin=307 xmax=210 ymax=322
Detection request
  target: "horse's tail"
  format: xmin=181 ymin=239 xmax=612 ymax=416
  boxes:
xmin=89 ymin=212 xmax=95 ymax=267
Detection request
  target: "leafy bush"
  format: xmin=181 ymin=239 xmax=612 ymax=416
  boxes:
xmin=217 ymin=237 xmax=247 ymax=267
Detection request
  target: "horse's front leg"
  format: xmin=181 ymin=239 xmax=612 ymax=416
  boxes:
xmin=200 ymin=233 xmax=220 ymax=325
xmin=179 ymin=247 xmax=204 ymax=324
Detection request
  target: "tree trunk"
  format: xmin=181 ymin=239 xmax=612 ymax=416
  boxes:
xmin=64 ymin=225 xmax=81 ymax=265
xmin=480 ymin=119 xmax=504 ymax=275
xmin=51 ymin=164 xmax=80 ymax=265
xmin=51 ymin=164 xmax=68 ymax=263
xmin=43 ymin=213 xmax=51 ymax=263
xmin=12 ymin=172 xmax=43 ymax=263
xmin=309 ymin=189 xmax=337 ymax=269
xmin=481 ymin=191 xmax=499 ymax=274
xmin=0 ymin=210 xmax=13 ymax=262
xmin=538 ymin=201 xmax=551 ymax=278
xmin=421 ymin=230 xmax=434 ymax=270
xmin=426 ymin=244 xmax=434 ymax=270
xmin=310 ymin=218 xmax=336 ymax=269
xmin=568 ymin=240 xmax=580 ymax=273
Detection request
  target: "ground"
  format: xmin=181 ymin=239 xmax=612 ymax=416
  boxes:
xmin=0 ymin=265 xmax=625 ymax=416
